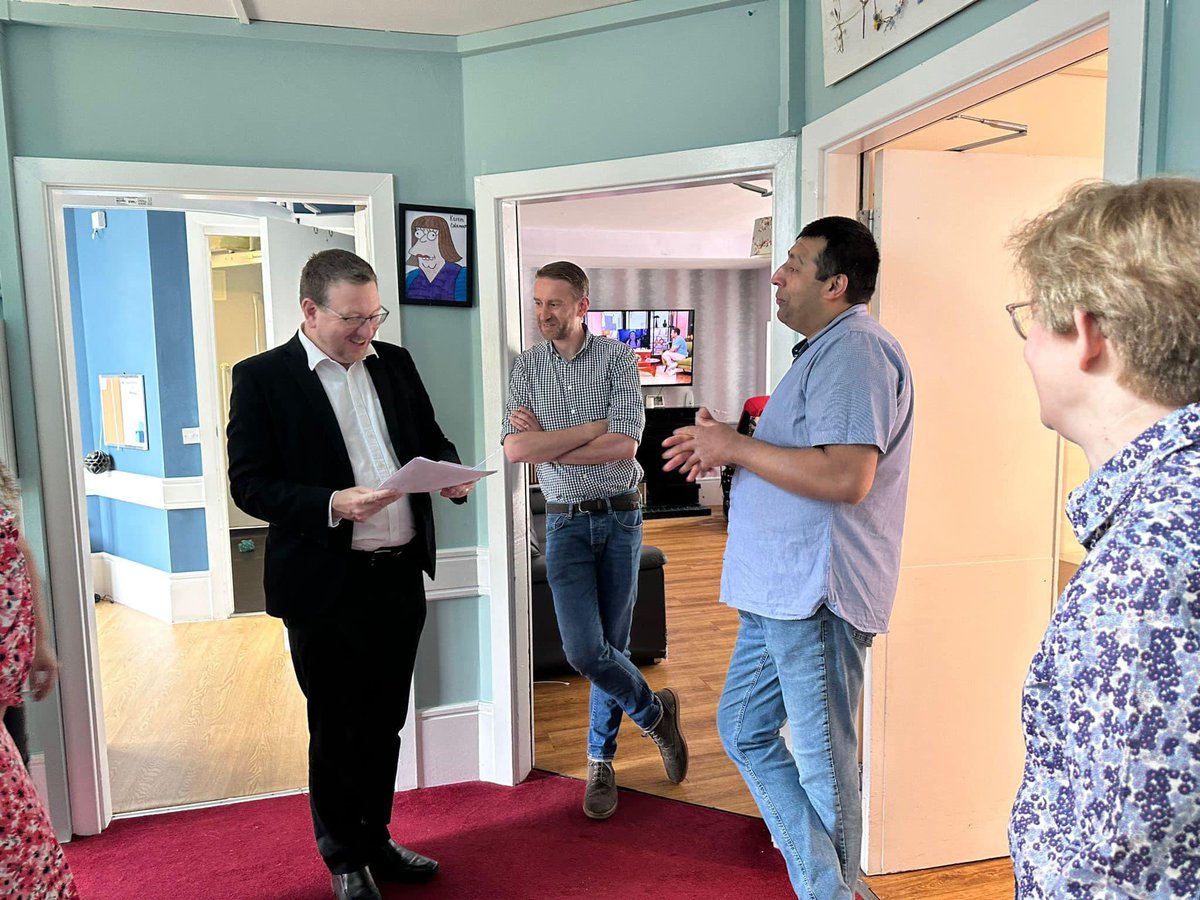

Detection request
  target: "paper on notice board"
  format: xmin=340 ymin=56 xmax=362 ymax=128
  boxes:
xmin=377 ymin=457 xmax=494 ymax=495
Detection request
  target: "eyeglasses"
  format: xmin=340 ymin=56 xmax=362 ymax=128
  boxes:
xmin=1005 ymin=301 xmax=1035 ymax=340
xmin=317 ymin=304 xmax=389 ymax=329
xmin=412 ymin=228 xmax=439 ymax=242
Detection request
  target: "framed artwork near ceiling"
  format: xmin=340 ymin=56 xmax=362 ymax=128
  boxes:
xmin=822 ymin=0 xmax=982 ymax=85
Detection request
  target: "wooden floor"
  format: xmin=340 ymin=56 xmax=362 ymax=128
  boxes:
xmin=533 ymin=513 xmax=1015 ymax=900
xmin=534 ymin=514 xmax=759 ymax=814
xmin=96 ymin=600 xmax=308 ymax=813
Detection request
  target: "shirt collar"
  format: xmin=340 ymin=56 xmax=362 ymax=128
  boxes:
xmin=297 ymin=327 xmax=377 ymax=372
xmin=1067 ymin=402 xmax=1200 ymax=548
xmin=792 ymin=305 xmax=868 ymax=363
xmin=546 ymin=323 xmax=594 ymax=361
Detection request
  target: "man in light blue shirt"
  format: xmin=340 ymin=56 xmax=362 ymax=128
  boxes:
xmin=660 ymin=325 xmax=689 ymax=373
xmin=664 ymin=217 xmax=913 ymax=899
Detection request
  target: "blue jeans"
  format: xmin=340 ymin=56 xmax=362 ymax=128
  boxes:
xmin=718 ymin=605 xmax=872 ymax=900
xmin=544 ymin=507 xmax=660 ymax=761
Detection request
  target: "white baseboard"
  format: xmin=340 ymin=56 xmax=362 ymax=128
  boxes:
xmin=91 ymin=553 xmax=211 ymax=623
xmin=425 ymin=547 xmax=489 ymax=601
xmin=416 ymin=701 xmax=493 ymax=787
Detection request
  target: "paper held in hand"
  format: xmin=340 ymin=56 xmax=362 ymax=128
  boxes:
xmin=377 ymin=457 xmax=494 ymax=495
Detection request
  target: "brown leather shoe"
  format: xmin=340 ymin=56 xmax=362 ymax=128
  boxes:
xmin=369 ymin=839 xmax=440 ymax=884
xmin=644 ymin=687 xmax=689 ymax=783
xmin=331 ymin=869 xmax=381 ymax=900
xmin=583 ymin=759 xmax=618 ymax=819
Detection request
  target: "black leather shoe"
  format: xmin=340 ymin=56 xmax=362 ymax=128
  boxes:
xmin=369 ymin=839 xmax=440 ymax=884
xmin=331 ymin=869 xmax=382 ymax=900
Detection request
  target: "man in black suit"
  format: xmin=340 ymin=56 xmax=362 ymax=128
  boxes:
xmin=227 ymin=249 xmax=473 ymax=900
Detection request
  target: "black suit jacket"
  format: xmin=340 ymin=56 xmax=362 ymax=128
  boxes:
xmin=226 ymin=335 xmax=464 ymax=620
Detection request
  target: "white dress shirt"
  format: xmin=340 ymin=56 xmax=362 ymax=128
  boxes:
xmin=298 ymin=329 xmax=416 ymax=550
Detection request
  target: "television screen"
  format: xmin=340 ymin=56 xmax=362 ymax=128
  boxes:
xmin=585 ymin=309 xmax=694 ymax=387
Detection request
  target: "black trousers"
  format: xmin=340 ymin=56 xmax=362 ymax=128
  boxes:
xmin=285 ymin=550 xmax=427 ymax=874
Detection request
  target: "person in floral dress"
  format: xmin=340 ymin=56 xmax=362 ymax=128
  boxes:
xmin=1006 ymin=178 xmax=1200 ymax=897
xmin=0 ymin=463 xmax=77 ymax=898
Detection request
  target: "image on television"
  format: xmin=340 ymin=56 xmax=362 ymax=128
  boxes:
xmin=585 ymin=309 xmax=694 ymax=387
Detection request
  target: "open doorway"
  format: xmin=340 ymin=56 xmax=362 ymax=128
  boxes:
xmin=475 ymin=136 xmax=798 ymax=790
xmin=796 ymin=7 xmax=1141 ymax=892
xmin=62 ymin=195 xmax=356 ymax=814
xmin=14 ymin=158 xmax=399 ymax=836
xmin=518 ymin=179 xmax=774 ymax=815
xmin=856 ymin=44 xmax=1109 ymax=900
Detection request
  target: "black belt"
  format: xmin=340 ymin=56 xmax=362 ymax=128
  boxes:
xmin=545 ymin=491 xmax=641 ymax=515
xmin=349 ymin=543 xmax=413 ymax=563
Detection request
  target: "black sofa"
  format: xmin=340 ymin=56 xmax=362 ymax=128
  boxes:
xmin=529 ymin=488 xmax=669 ymax=677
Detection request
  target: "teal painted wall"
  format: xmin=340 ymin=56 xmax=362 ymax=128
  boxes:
xmin=1161 ymin=0 xmax=1196 ymax=175
xmin=5 ymin=21 xmax=480 ymax=548
xmin=461 ymin=1 xmax=782 ymax=178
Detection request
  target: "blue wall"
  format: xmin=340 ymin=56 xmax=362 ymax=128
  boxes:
xmin=65 ymin=207 xmax=207 ymax=572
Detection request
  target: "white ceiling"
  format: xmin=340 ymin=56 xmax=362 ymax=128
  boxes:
xmin=520 ymin=180 xmax=774 ymax=233
xmin=21 ymin=0 xmax=641 ymax=36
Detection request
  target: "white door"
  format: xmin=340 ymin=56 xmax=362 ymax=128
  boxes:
xmin=862 ymin=149 xmax=1102 ymax=873
xmin=260 ymin=219 xmax=354 ymax=348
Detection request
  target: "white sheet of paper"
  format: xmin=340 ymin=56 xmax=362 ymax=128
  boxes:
xmin=377 ymin=457 xmax=494 ymax=495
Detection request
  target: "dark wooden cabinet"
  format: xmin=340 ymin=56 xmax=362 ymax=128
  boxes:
xmin=637 ymin=406 xmax=710 ymax=518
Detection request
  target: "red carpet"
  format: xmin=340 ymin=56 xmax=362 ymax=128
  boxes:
xmin=64 ymin=771 xmax=791 ymax=898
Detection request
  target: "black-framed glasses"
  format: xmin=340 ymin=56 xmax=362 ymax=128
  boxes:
xmin=317 ymin=304 xmax=389 ymax=329
xmin=1005 ymin=302 xmax=1034 ymax=340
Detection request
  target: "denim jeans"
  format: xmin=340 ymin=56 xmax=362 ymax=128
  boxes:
xmin=544 ymin=507 xmax=660 ymax=760
xmin=718 ymin=605 xmax=872 ymax=900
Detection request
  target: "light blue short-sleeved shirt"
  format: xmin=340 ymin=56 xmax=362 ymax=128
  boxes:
xmin=721 ymin=305 xmax=914 ymax=634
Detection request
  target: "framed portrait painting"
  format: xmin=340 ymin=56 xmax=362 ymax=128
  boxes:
xmin=398 ymin=203 xmax=475 ymax=308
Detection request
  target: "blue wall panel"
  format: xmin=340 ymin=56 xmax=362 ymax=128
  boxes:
xmin=147 ymin=211 xmax=201 ymax=478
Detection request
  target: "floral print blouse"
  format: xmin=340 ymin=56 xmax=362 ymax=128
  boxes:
xmin=1010 ymin=403 xmax=1200 ymax=898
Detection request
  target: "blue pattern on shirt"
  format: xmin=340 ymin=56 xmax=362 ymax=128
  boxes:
xmin=1010 ymin=403 xmax=1200 ymax=898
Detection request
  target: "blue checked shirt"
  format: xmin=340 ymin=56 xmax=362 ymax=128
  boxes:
xmin=1010 ymin=403 xmax=1200 ymax=898
xmin=502 ymin=329 xmax=644 ymax=503
xmin=721 ymin=305 xmax=914 ymax=634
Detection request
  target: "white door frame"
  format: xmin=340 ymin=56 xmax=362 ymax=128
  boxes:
xmin=798 ymin=0 xmax=1147 ymax=873
xmin=474 ymin=137 xmax=797 ymax=785
xmin=185 ymin=212 xmax=265 ymax=622
xmin=13 ymin=158 xmax=399 ymax=836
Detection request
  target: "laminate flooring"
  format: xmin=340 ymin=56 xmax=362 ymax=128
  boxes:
xmin=96 ymin=600 xmax=307 ymax=813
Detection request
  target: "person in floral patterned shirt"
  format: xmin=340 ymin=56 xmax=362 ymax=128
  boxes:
xmin=0 ymin=463 xmax=77 ymax=898
xmin=1006 ymin=178 xmax=1200 ymax=898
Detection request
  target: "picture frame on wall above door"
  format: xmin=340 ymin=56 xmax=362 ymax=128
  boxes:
xmin=821 ymin=0 xmax=982 ymax=85
xmin=398 ymin=203 xmax=474 ymax=308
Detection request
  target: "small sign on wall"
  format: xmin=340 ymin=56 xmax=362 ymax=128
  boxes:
xmin=821 ymin=0 xmax=982 ymax=85
xmin=99 ymin=374 xmax=148 ymax=450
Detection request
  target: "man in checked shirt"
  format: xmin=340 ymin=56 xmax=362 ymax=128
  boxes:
xmin=502 ymin=261 xmax=688 ymax=820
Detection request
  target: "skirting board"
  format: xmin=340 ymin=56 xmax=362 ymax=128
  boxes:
xmin=416 ymin=701 xmax=494 ymax=788
xmin=91 ymin=552 xmax=211 ymax=624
